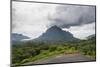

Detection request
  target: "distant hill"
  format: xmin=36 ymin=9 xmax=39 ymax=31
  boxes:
xmin=11 ymin=33 xmax=30 ymax=43
xmin=86 ymin=34 xmax=96 ymax=40
xmin=34 ymin=25 xmax=79 ymax=42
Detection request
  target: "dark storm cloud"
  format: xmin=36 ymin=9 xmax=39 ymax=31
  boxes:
xmin=48 ymin=5 xmax=96 ymax=28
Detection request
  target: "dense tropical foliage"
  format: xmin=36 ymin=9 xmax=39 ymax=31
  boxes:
xmin=12 ymin=37 xmax=96 ymax=65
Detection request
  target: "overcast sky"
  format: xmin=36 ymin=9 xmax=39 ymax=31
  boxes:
xmin=12 ymin=1 xmax=96 ymax=39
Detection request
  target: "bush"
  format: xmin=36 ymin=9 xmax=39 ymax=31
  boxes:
xmin=49 ymin=46 xmax=57 ymax=52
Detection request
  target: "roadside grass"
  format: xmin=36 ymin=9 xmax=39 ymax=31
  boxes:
xmin=20 ymin=46 xmax=78 ymax=65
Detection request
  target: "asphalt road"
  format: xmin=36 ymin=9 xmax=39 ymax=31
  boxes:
xmin=23 ymin=53 xmax=95 ymax=65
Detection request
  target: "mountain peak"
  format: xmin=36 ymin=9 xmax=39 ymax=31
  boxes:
xmin=50 ymin=25 xmax=59 ymax=28
xmin=46 ymin=25 xmax=62 ymax=32
xmin=34 ymin=25 xmax=79 ymax=42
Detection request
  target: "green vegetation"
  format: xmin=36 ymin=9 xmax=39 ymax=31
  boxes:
xmin=78 ymin=37 xmax=96 ymax=59
xmin=12 ymin=37 xmax=96 ymax=65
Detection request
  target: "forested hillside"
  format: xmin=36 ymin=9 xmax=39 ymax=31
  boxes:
xmin=12 ymin=36 xmax=96 ymax=66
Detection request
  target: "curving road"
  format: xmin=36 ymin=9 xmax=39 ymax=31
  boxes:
xmin=23 ymin=53 xmax=95 ymax=65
